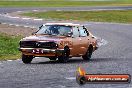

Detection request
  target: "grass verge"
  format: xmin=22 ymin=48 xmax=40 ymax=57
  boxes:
xmin=0 ymin=1 xmax=132 ymax=7
xmin=0 ymin=33 xmax=22 ymax=60
xmin=22 ymin=10 xmax=132 ymax=23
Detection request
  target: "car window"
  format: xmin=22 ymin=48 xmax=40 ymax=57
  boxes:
xmin=36 ymin=25 xmax=72 ymax=36
xmin=72 ymin=26 xmax=79 ymax=37
xmin=79 ymin=26 xmax=87 ymax=37
xmin=83 ymin=27 xmax=89 ymax=36
xmin=58 ymin=26 xmax=71 ymax=36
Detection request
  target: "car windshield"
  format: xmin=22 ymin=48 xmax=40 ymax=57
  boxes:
xmin=36 ymin=25 xmax=72 ymax=36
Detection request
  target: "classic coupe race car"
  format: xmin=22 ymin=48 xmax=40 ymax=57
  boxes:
xmin=19 ymin=23 xmax=98 ymax=63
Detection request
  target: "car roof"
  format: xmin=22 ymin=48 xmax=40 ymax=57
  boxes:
xmin=44 ymin=23 xmax=81 ymax=26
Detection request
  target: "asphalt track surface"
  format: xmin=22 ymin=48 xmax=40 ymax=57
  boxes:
xmin=0 ymin=6 xmax=132 ymax=88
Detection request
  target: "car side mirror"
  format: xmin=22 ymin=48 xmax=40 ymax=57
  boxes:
xmin=32 ymin=32 xmax=36 ymax=35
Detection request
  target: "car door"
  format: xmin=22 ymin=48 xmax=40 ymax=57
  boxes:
xmin=78 ymin=26 xmax=90 ymax=55
xmin=70 ymin=26 xmax=81 ymax=56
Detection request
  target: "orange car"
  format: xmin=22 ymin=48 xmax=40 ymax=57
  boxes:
xmin=19 ymin=23 xmax=98 ymax=63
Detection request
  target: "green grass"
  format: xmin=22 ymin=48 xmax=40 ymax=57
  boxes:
xmin=0 ymin=1 xmax=132 ymax=7
xmin=0 ymin=33 xmax=22 ymax=60
xmin=23 ymin=10 xmax=132 ymax=23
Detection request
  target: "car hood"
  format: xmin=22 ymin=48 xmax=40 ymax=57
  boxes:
xmin=21 ymin=35 xmax=66 ymax=42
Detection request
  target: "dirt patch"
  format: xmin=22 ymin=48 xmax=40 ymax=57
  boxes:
xmin=0 ymin=23 xmax=36 ymax=37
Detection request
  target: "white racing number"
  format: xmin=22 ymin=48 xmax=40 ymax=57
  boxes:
xmin=32 ymin=49 xmax=44 ymax=54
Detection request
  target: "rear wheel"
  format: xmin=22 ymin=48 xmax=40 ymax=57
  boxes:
xmin=58 ymin=47 xmax=70 ymax=63
xmin=22 ymin=54 xmax=33 ymax=64
xmin=82 ymin=46 xmax=93 ymax=60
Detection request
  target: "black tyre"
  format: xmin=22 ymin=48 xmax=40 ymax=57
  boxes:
xmin=49 ymin=57 xmax=57 ymax=61
xmin=58 ymin=47 xmax=70 ymax=63
xmin=22 ymin=54 xmax=33 ymax=64
xmin=82 ymin=46 xmax=93 ymax=60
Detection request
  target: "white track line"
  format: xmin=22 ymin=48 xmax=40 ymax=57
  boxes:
xmin=2 ymin=23 xmax=7 ymax=24
xmin=23 ymin=25 xmax=31 ymax=28
xmin=9 ymin=24 xmax=14 ymax=26
xmin=22 ymin=18 xmax=31 ymax=20
xmin=33 ymin=10 xmax=38 ymax=12
xmin=9 ymin=17 xmax=20 ymax=19
xmin=7 ymin=60 xmax=13 ymax=62
xmin=17 ymin=11 xmax=23 ymax=13
xmin=96 ymin=37 xmax=108 ymax=47
xmin=56 ymin=9 xmax=62 ymax=11
xmin=33 ymin=19 xmax=43 ymax=21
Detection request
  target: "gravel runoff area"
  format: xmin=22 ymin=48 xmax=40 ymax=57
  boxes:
xmin=0 ymin=23 xmax=36 ymax=37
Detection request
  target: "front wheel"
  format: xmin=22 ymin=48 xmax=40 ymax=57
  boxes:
xmin=22 ymin=54 xmax=33 ymax=64
xmin=82 ymin=46 xmax=93 ymax=60
xmin=58 ymin=47 xmax=70 ymax=63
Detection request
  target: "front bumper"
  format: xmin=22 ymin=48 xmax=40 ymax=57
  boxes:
xmin=19 ymin=48 xmax=64 ymax=56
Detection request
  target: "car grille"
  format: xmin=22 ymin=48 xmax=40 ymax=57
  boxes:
xmin=20 ymin=41 xmax=58 ymax=49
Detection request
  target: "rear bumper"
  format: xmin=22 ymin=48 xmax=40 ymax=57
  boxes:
xmin=19 ymin=48 xmax=64 ymax=56
xmin=93 ymin=45 xmax=98 ymax=51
